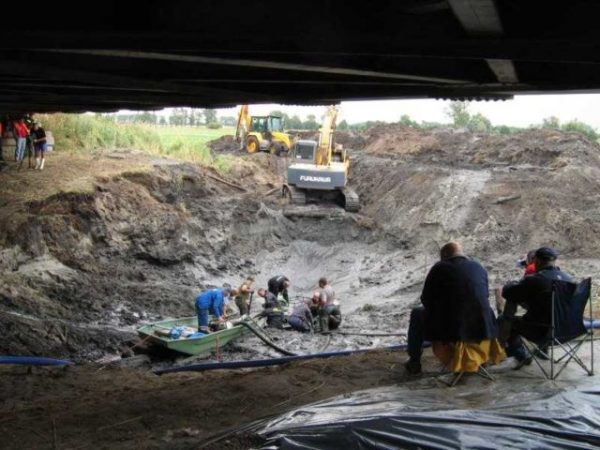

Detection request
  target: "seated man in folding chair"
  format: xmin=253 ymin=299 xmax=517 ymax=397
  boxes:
xmin=404 ymin=242 xmax=505 ymax=381
xmin=498 ymin=247 xmax=575 ymax=370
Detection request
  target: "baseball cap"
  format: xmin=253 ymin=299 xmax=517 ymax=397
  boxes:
xmin=535 ymin=247 xmax=558 ymax=260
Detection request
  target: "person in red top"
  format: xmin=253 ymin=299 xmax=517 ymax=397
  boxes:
xmin=13 ymin=118 xmax=29 ymax=170
xmin=522 ymin=250 xmax=537 ymax=276
xmin=495 ymin=250 xmax=537 ymax=315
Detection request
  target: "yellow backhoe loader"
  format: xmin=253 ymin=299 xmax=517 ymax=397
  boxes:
xmin=235 ymin=105 xmax=293 ymax=154
xmin=283 ymin=105 xmax=359 ymax=212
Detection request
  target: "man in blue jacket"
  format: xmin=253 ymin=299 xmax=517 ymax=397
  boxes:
xmin=195 ymin=287 xmax=237 ymax=332
xmin=404 ymin=242 xmax=497 ymax=374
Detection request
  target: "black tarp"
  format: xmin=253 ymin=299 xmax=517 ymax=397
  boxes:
xmin=211 ymin=374 xmax=600 ymax=449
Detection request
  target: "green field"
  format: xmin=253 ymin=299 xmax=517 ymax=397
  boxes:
xmin=152 ymin=125 xmax=235 ymax=148
xmin=150 ymin=125 xmax=235 ymax=171
xmin=38 ymin=114 xmax=237 ymax=173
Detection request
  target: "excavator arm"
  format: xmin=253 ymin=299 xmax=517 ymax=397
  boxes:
xmin=315 ymin=105 xmax=338 ymax=166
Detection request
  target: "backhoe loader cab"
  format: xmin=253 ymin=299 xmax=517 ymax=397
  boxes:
xmin=235 ymin=105 xmax=292 ymax=154
xmin=250 ymin=115 xmax=284 ymax=134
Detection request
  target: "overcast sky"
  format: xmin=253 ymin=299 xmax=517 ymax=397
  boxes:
xmin=213 ymin=93 xmax=600 ymax=128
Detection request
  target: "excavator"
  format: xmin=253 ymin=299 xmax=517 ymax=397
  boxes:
xmin=235 ymin=105 xmax=293 ymax=154
xmin=283 ymin=105 xmax=360 ymax=212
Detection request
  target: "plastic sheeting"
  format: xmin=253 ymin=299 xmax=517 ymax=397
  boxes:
xmin=213 ymin=374 xmax=600 ymax=449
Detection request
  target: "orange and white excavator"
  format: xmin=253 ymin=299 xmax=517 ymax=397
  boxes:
xmin=235 ymin=105 xmax=293 ymax=154
xmin=283 ymin=105 xmax=359 ymax=212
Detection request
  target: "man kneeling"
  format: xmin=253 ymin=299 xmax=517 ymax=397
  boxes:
xmin=287 ymin=300 xmax=314 ymax=333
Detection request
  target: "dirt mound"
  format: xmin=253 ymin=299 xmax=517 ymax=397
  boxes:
xmin=209 ymin=134 xmax=239 ymax=154
xmin=0 ymin=155 xmax=287 ymax=359
xmin=357 ymin=124 xmax=600 ymax=169
xmin=362 ymin=124 xmax=441 ymax=156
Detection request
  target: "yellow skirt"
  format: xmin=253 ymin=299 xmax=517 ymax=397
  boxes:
xmin=432 ymin=339 xmax=506 ymax=373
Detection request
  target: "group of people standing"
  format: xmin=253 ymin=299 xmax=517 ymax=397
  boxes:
xmin=0 ymin=115 xmax=48 ymax=171
xmin=404 ymin=241 xmax=573 ymax=374
xmin=193 ymin=275 xmax=342 ymax=334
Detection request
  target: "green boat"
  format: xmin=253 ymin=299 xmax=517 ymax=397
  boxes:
xmin=137 ymin=316 xmax=246 ymax=356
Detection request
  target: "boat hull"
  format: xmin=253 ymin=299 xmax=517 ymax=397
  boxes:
xmin=137 ymin=316 xmax=245 ymax=356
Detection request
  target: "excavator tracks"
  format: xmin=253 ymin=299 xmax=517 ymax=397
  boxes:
xmin=283 ymin=184 xmax=307 ymax=205
xmin=342 ymin=187 xmax=360 ymax=212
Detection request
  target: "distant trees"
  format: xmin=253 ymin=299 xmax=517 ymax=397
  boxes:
xmin=561 ymin=120 xmax=598 ymax=140
xmin=445 ymin=101 xmax=471 ymax=128
xmin=220 ymin=116 xmax=237 ymax=126
xmin=203 ymin=109 xmax=218 ymax=125
xmin=445 ymin=101 xmax=492 ymax=132
xmin=542 ymin=116 xmax=561 ymax=130
xmin=540 ymin=116 xmax=598 ymax=140
xmin=303 ymin=114 xmax=320 ymax=130
xmin=286 ymin=115 xmax=303 ymax=129
xmin=111 ymin=104 xmax=599 ymax=142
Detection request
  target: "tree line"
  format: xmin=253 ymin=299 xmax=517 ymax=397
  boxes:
xmin=110 ymin=102 xmax=600 ymax=141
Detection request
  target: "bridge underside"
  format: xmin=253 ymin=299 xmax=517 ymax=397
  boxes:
xmin=2 ymin=1 xmax=600 ymax=113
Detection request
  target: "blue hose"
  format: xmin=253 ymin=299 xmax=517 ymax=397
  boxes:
xmin=584 ymin=319 xmax=600 ymax=329
xmin=0 ymin=356 xmax=73 ymax=366
xmin=155 ymin=344 xmax=410 ymax=375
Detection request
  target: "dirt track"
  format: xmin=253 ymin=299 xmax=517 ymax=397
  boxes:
xmin=1 ymin=125 xmax=600 ymax=448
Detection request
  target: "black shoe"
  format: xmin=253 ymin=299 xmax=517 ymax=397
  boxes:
xmin=404 ymin=360 xmax=422 ymax=375
xmin=513 ymin=355 xmax=533 ymax=370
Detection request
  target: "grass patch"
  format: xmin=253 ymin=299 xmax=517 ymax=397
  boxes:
xmin=36 ymin=114 xmax=234 ymax=172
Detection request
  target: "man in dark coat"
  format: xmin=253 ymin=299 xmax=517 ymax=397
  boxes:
xmin=405 ymin=242 xmax=497 ymax=374
xmin=257 ymin=287 xmax=285 ymax=329
xmin=267 ymin=275 xmax=290 ymax=304
xmin=499 ymin=247 xmax=574 ymax=368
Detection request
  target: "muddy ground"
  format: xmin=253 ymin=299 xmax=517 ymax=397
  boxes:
xmin=1 ymin=125 xmax=600 ymax=448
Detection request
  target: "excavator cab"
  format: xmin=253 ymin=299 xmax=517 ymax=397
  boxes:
xmin=291 ymin=140 xmax=318 ymax=162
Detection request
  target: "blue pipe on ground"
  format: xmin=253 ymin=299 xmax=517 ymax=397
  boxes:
xmin=157 ymin=319 xmax=600 ymax=376
xmin=155 ymin=344 xmax=411 ymax=375
xmin=0 ymin=356 xmax=73 ymax=366
xmin=2 ymin=321 xmax=597 ymax=371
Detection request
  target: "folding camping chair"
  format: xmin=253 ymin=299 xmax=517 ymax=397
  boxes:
xmin=521 ymin=277 xmax=594 ymax=380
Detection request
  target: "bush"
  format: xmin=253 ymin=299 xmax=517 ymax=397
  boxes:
xmin=561 ymin=120 xmax=599 ymax=141
xmin=206 ymin=122 xmax=222 ymax=129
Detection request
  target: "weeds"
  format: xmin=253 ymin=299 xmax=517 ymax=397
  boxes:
xmin=36 ymin=114 xmax=233 ymax=173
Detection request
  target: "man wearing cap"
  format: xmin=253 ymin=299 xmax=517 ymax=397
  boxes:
xmin=499 ymin=247 xmax=574 ymax=368
xmin=194 ymin=287 xmax=238 ymax=333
